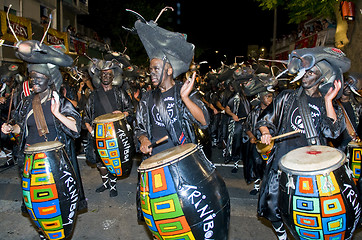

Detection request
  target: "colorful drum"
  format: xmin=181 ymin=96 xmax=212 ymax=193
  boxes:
xmin=22 ymin=141 xmax=78 ymax=240
xmin=138 ymin=143 xmax=230 ymax=240
xmin=93 ymin=113 xmax=134 ymax=176
xmin=279 ymin=146 xmax=361 ymax=240
xmin=347 ymin=141 xmax=362 ymax=185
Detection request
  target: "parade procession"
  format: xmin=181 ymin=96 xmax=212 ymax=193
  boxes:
xmin=0 ymin=1 xmax=362 ymax=239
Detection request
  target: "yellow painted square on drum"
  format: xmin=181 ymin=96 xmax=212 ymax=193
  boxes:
xmin=162 ymin=231 xmax=195 ymax=240
xmin=151 ymin=168 xmax=168 ymax=193
xmin=293 ymin=211 xmax=322 ymax=229
xmin=316 ymin=173 xmax=340 ymax=196
xmin=154 ymin=199 xmax=176 ymax=214
xmin=31 ymin=173 xmax=55 ymax=186
xmin=352 ymin=149 xmax=362 ymax=162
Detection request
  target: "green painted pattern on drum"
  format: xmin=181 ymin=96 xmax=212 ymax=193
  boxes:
xmin=150 ymin=193 xmax=184 ymax=220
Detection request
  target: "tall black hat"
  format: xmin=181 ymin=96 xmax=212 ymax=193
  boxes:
xmin=134 ymin=19 xmax=194 ymax=78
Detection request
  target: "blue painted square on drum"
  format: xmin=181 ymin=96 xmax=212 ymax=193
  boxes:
xmin=22 ymin=178 xmax=31 ymax=191
xmin=108 ymin=149 xmax=120 ymax=159
xmin=106 ymin=139 xmax=118 ymax=149
xmin=295 ymin=176 xmax=319 ymax=197
xmin=293 ymin=196 xmax=320 ymax=213
xmin=142 ymin=212 xmax=158 ymax=232
xmin=32 ymin=199 xmax=61 ymax=219
xmin=97 ymin=125 xmax=104 ymax=137
xmin=112 ymin=159 xmax=120 ymax=167
xmin=295 ymin=226 xmax=323 ymax=240
xmin=148 ymin=166 xmax=176 ymax=198
xmin=321 ymin=215 xmax=346 ymax=234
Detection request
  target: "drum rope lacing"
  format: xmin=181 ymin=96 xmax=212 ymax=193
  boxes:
xmin=285 ymin=173 xmax=295 ymax=195
xmin=322 ymin=173 xmax=334 ymax=194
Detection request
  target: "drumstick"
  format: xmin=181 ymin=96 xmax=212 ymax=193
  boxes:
xmin=257 ymin=130 xmax=301 ymax=143
xmin=7 ymin=89 xmax=15 ymax=123
xmin=148 ymin=135 xmax=169 ymax=148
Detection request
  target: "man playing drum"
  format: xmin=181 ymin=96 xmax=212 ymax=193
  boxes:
xmin=127 ymin=12 xmax=210 ymax=222
xmin=256 ymin=47 xmax=349 ymax=240
xmin=132 ymin=18 xmax=209 ymax=156
xmin=84 ymin=59 xmax=134 ymax=197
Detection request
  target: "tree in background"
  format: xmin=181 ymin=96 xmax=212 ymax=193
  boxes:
xmin=255 ymin=0 xmax=351 ymax=49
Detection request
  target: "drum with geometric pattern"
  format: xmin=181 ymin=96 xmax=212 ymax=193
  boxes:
xmin=279 ymin=146 xmax=361 ymax=240
xmin=347 ymin=141 xmax=362 ymax=185
xmin=22 ymin=141 xmax=78 ymax=240
xmin=94 ymin=113 xmax=134 ymax=177
xmin=138 ymin=143 xmax=230 ymax=240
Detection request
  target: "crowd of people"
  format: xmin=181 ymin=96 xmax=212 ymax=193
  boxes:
xmin=0 ymin=11 xmax=362 ymax=240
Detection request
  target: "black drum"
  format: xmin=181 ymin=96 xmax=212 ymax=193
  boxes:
xmin=279 ymin=146 xmax=361 ymax=240
xmin=138 ymin=143 xmax=230 ymax=240
xmin=22 ymin=141 xmax=78 ymax=240
xmin=93 ymin=113 xmax=134 ymax=176
xmin=347 ymin=141 xmax=362 ymax=185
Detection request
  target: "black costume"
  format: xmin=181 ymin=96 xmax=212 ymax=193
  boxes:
xmin=134 ymin=81 xmax=209 ymax=155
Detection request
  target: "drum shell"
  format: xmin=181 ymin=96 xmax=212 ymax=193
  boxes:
xmin=94 ymin=116 xmax=135 ymax=176
xmin=22 ymin=143 xmax=78 ymax=239
xmin=279 ymin=164 xmax=361 ymax=240
xmin=139 ymin=146 xmax=230 ymax=240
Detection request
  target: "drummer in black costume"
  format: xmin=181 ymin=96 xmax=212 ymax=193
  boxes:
xmin=83 ymin=59 xmax=134 ymax=197
xmin=131 ymin=15 xmax=210 ymax=156
xmin=256 ymin=47 xmax=349 ymax=240
xmin=1 ymin=40 xmax=85 ymax=239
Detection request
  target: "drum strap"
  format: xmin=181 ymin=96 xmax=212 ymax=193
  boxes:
xmin=97 ymin=89 xmax=114 ymax=114
xmin=337 ymin=100 xmax=357 ymax=138
xmin=32 ymin=94 xmax=49 ymax=138
xmin=297 ymin=88 xmax=320 ymax=145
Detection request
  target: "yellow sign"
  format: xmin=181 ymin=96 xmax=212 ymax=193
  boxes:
xmin=0 ymin=11 xmax=32 ymax=42
xmin=44 ymin=27 xmax=69 ymax=53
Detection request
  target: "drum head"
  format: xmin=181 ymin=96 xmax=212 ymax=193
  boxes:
xmin=93 ymin=113 xmax=125 ymax=124
xmin=348 ymin=141 xmax=362 ymax=148
xmin=138 ymin=143 xmax=198 ymax=171
xmin=279 ymin=145 xmax=345 ymax=175
xmin=24 ymin=141 xmax=64 ymax=154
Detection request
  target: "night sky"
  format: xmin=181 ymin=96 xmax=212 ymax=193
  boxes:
xmin=79 ymin=0 xmax=295 ymax=66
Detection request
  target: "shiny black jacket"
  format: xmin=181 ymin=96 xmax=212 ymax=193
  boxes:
xmin=256 ymin=88 xmax=345 ymax=168
xmin=13 ymin=93 xmax=81 ymax=168
xmin=134 ymin=81 xmax=210 ymax=150
xmin=83 ymin=86 xmax=134 ymax=126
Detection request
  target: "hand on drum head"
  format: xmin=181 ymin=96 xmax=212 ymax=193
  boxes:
xmin=260 ymin=133 xmax=272 ymax=145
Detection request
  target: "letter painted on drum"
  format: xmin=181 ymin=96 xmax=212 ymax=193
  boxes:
xmin=181 ymin=184 xmax=216 ymax=239
xmin=60 ymin=170 xmax=79 ymax=226
xmin=342 ymin=183 xmax=361 ymax=239
xmin=117 ymin=129 xmax=131 ymax=163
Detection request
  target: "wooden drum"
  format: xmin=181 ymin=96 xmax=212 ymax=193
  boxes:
xmin=279 ymin=145 xmax=361 ymax=240
xmin=138 ymin=143 xmax=230 ymax=240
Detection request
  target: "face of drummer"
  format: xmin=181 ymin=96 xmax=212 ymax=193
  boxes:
xmin=29 ymin=71 xmax=49 ymax=94
xmin=343 ymin=77 xmax=354 ymax=96
xmin=149 ymin=58 xmax=173 ymax=88
xmin=261 ymin=93 xmax=273 ymax=108
xmin=100 ymin=69 xmax=114 ymax=85
xmin=301 ymin=66 xmax=322 ymax=89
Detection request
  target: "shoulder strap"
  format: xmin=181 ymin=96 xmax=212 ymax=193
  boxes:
xmin=96 ymin=88 xmax=113 ymax=113
xmin=297 ymin=88 xmax=321 ymax=145
xmin=32 ymin=94 xmax=49 ymax=138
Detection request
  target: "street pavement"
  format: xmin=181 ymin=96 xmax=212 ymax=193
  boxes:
xmin=0 ymin=147 xmax=361 ymax=240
